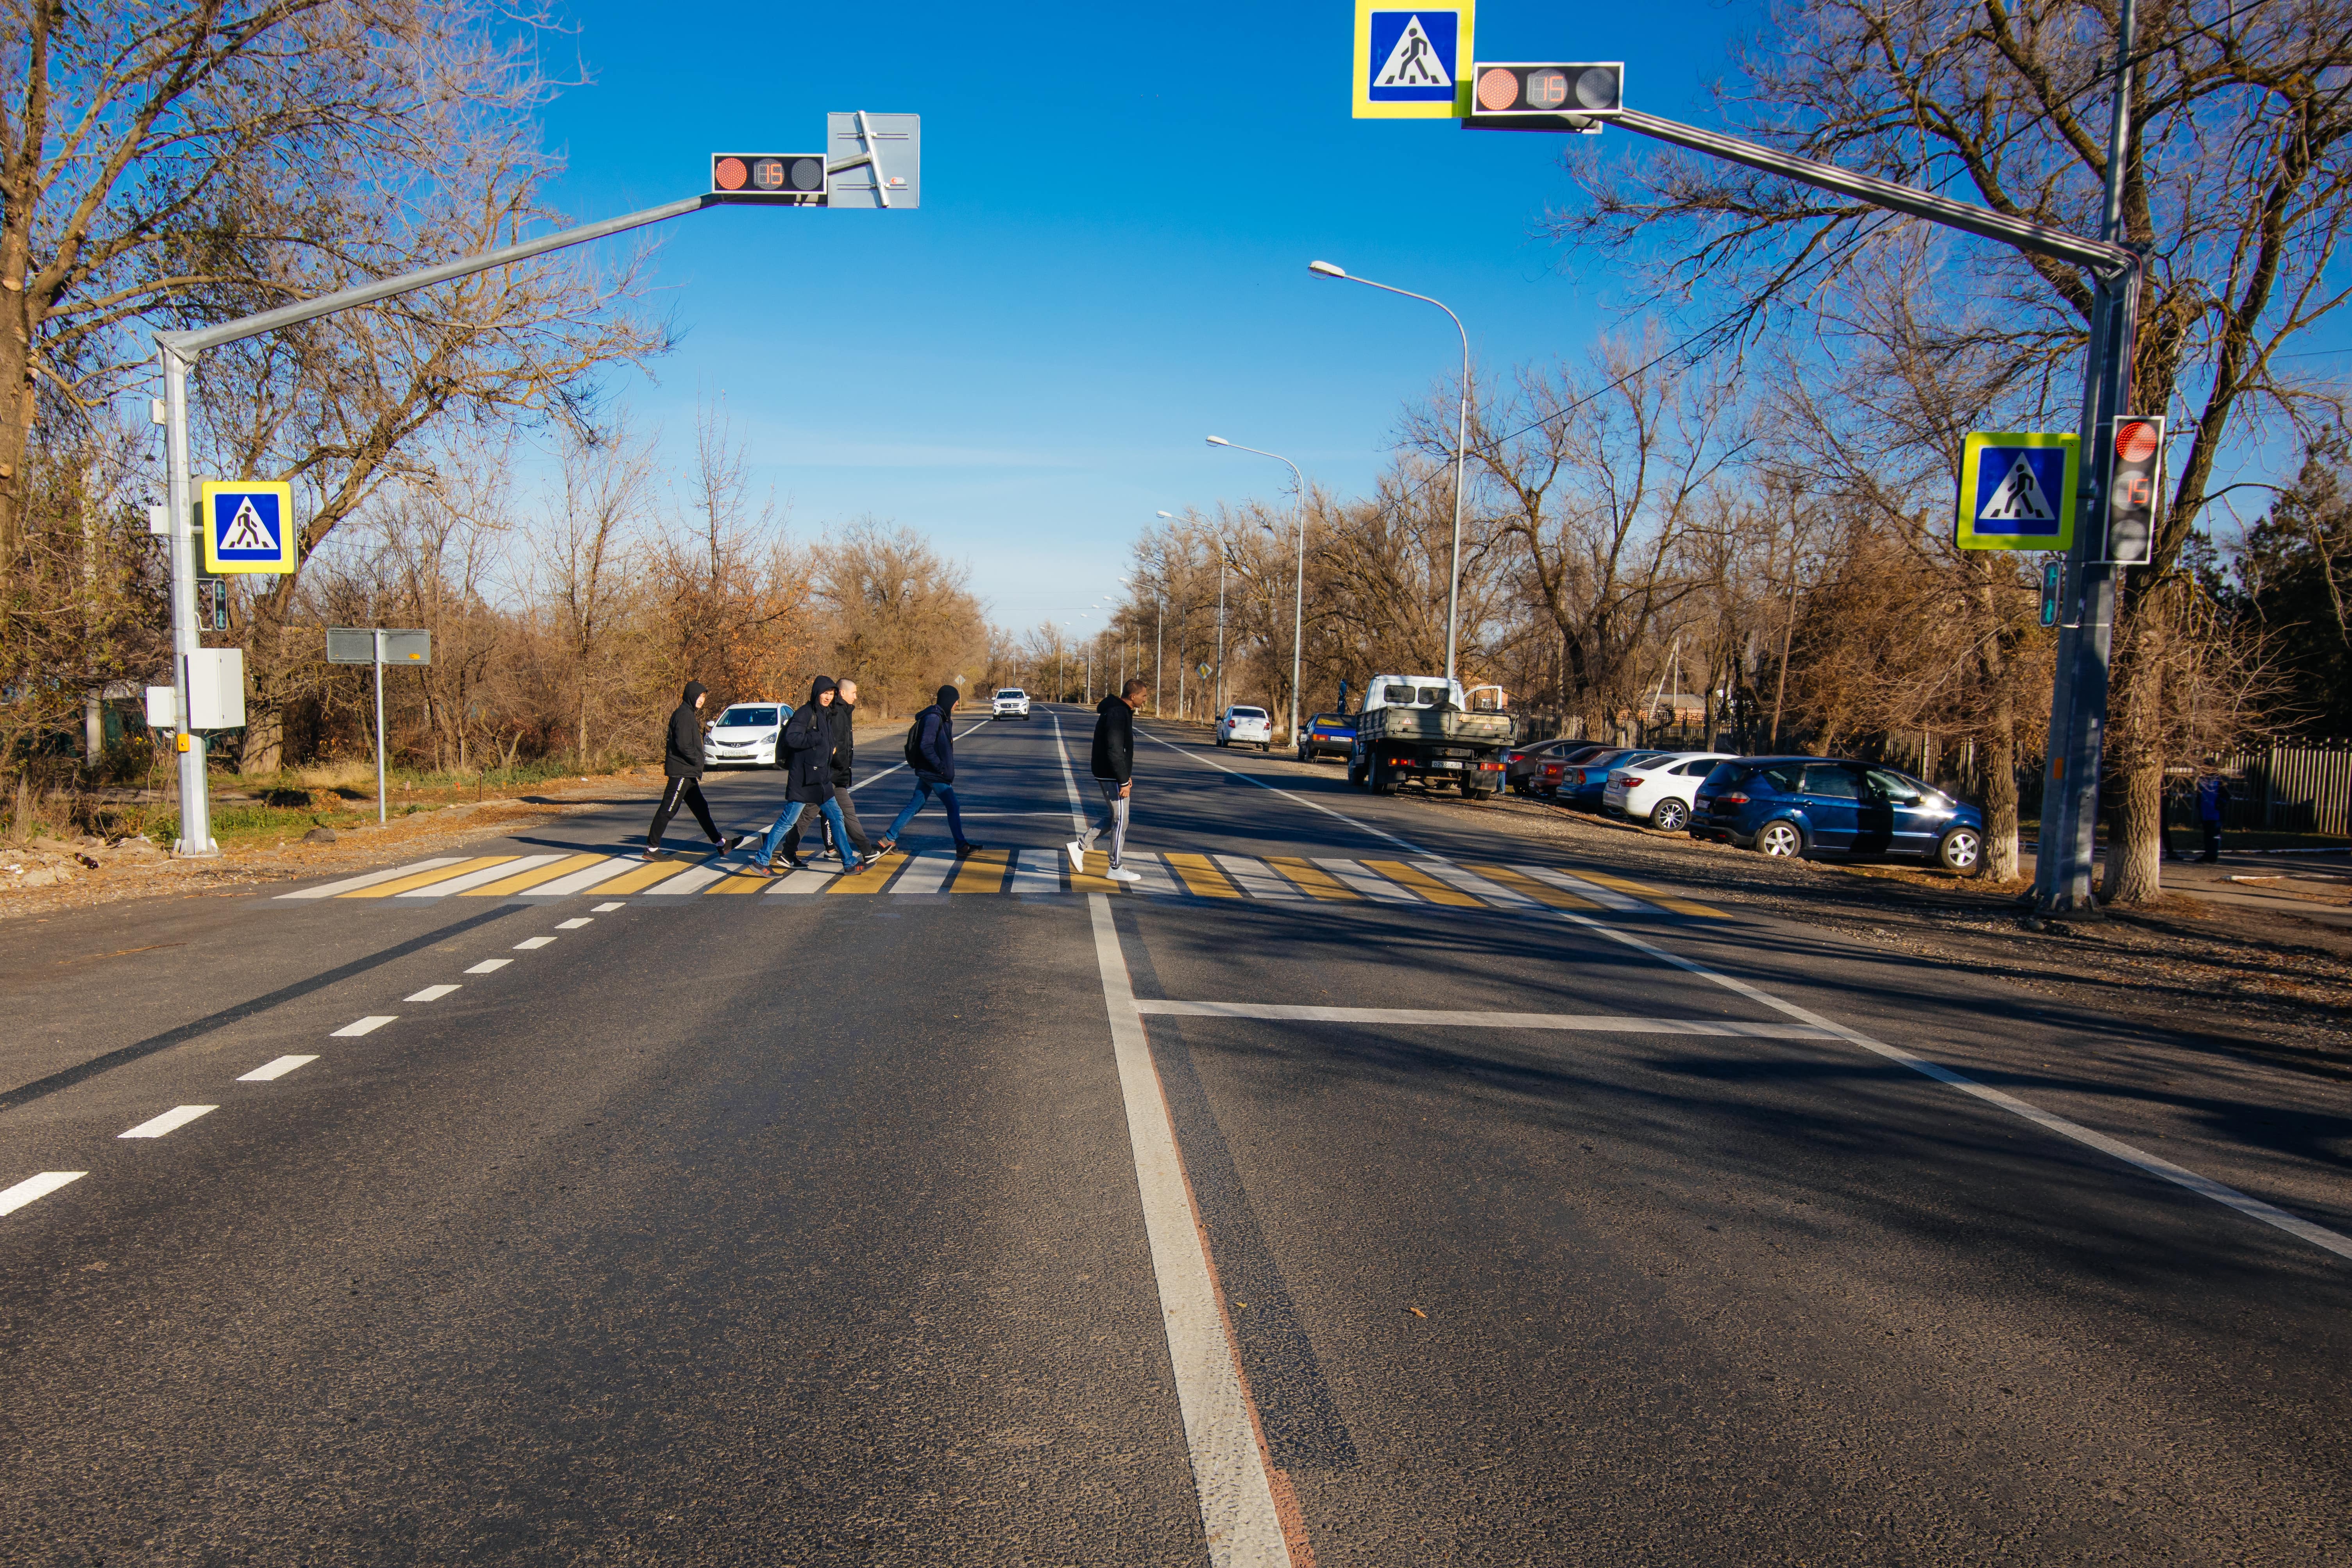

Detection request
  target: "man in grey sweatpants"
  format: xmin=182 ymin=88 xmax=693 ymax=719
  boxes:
xmin=1068 ymin=679 xmax=1147 ymax=882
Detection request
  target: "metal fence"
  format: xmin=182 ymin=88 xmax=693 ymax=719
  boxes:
xmin=2210 ymin=741 xmax=2352 ymax=836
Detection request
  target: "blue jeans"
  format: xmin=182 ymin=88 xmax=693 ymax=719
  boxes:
xmin=762 ymin=795 xmax=856 ymax=868
xmin=884 ymin=774 xmax=968 ymax=847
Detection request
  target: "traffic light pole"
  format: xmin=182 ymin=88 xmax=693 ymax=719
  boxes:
xmin=152 ymin=193 xmax=717 ymax=856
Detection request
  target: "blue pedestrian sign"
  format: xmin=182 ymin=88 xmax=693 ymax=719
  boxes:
xmin=1955 ymin=431 xmax=2078 ymax=552
xmin=200 ymin=479 xmax=297 ymax=574
xmin=1354 ymin=2 xmax=1474 ymax=118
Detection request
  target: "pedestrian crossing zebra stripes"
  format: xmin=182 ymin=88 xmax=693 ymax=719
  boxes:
xmin=276 ymin=846 xmax=1730 ymax=918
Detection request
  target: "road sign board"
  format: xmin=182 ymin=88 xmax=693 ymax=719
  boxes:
xmin=2101 ymin=415 xmax=2164 ymax=565
xmin=825 ymin=113 xmax=920 ymax=209
xmin=199 ymin=480 xmax=296 ymax=573
xmin=709 ymin=152 xmax=827 ymax=206
xmin=326 ymin=628 xmax=431 ymax=665
xmin=1354 ymin=2 xmax=1474 ymax=119
xmin=1955 ymin=431 xmax=2078 ymax=551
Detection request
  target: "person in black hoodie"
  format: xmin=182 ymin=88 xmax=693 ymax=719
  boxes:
xmin=641 ymin=680 xmax=739 ymax=860
xmin=782 ymin=676 xmax=875 ymax=864
xmin=877 ymin=684 xmax=981 ymax=856
xmin=755 ymin=676 xmax=867 ymax=874
xmin=1066 ymin=679 xmax=1147 ymax=881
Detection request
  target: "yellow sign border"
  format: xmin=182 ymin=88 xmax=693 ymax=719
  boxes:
xmin=1955 ymin=431 xmax=2078 ymax=552
xmin=199 ymin=480 xmax=298 ymax=574
xmin=1353 ymin=1 xmax=1475 ymax=120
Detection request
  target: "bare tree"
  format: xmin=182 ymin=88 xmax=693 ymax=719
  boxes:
xmin=534 ymin=416 xmax=654 ymax=763
xmin=813 ymin=520 xmax=987 ymax=718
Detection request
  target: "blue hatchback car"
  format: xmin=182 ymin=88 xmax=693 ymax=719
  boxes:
xmin=1690 ymin=757 xmax=1986 ymax=875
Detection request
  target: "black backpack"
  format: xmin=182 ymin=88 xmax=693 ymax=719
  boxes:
xmin=903 ymin=711 xmax=929 ymax=770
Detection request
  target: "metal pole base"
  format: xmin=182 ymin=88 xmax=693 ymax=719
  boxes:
xmin=170 ymin=843 xmax=224 ymax=860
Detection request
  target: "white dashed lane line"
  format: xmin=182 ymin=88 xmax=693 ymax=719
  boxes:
xmin=592 ymin=901 xmax=626 ymax=912
xmin=465 ymin=959 xmax=511 ymax=974
xmin=1 ymin=1171 xmax=86 ymax=1216
xmin=556 ymin=917 xmax=593 ymax=930
xmin=513 ymin=936 xmax=556 ymax=950
xmin=238 ymin=1055 xmax=318 ymax=1082
xmin=331 ymin=1015 xmax=397 ymax=1037
xmin=120 ymin=1105 xmax=216 ymax=1139
xmin=405 ymin=984 xmax=460 ymax=1002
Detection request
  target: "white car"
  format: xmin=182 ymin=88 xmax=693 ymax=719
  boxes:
xmin=992 ymin=687 xmax=1031 ymax=719
xmin=704 ymin=702 xmax=788 ymax=768
xmin=1217 ymin=705 xmax=1273 ymax=750
xmin=1603 ymin=750 xmax=1739 ymax=832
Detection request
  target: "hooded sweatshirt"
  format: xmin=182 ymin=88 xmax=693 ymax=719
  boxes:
xmin=1090 ymin=692 xmax=1135 ymax=782
xmin=914 ymin=684 xmax=959 ymax=780
xmin=782 ymin=676 xmax=839 ymax=803
xmin=663 ymin=682 xmax=709 ymax=779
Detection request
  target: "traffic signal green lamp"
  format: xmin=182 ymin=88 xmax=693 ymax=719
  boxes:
xmin=1463 ymin=63 xmax=1623 ymax=131
xmin=709 ymin=153 xmax=827 ymax=205
xmin=2102 ymin=415 xmax=2165 ymax=565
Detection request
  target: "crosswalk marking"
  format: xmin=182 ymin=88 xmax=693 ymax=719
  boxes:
xmin=277 ymin=849 xmax=1736 ymax=920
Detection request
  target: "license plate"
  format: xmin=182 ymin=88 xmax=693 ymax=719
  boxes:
xmin=1436 ymin=760 xmax=1463 ymax=770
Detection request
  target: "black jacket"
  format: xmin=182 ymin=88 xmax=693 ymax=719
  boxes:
xmin=914 ymin=684 xmax=959 ymax=780
xmin=781 ymin=677 xmax=838 ymax=804
xmin=1091 ymin=693 xmax=1134 ymax=782
xmin=829 ymin=700 xmax=856 ymax=788
xmin=663 ymin=682 xmax=709 ymax=779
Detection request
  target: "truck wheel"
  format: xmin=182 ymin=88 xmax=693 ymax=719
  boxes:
xmin=1650 ymin=798 xmax=1690 ymax=832
xmin=1371 ymin=761 xmax=1400 ymax=796
xmin=1348 ymin=755 xmax=1366 ymax=788
xmin=1260 ymin=742 xmax=1270 ymax=753
xmin=1938 ymin=827 xmax=1983 ymax=875
xmin=1758 ymin=820 xmax=1807 ymax=859
xmin=1466 ymin=786 xmax=1495 ymax=802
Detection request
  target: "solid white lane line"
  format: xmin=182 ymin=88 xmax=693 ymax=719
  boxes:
xmin=275 ymin=858 xmax=463 ymax=900
xmin=512 ymin=936 xmax=555 ymax=950
xmin=529 ymin=857 xmax=635 ymax=897
xmin=1548 ymin=906 xmax=2352 ymax=1264
xmin=592 ymin=901 xmax=626 ymax=912
xmin=643 ymin=862 xmax=727 ymax=896
xmin=1007 ymin=847 xmax=1062 ymax=895
xmin=1213 ymin=854 xmax=1305 ymax=901
xmin=1516 ymin=862 xmax=1644 ymax=912
xmin=1312 ymin=856 xmax=1423 ymax=905
xmin=238 ymin=1055 xmax=319 ymax=1082
xmin=1133 ymin=1000 xmax=1833 ymax=1037
xmin=1141 ymin=728 xmax=1427 ymax=856
xmin=0 ymin=1171 xmax=86 ymax=1216
xmin=1050 ymin=712 xmax=1091 ymax=836
xmin=120 ymin=1104 xmax=216 ymax=1138
xmin=394 ymin=853 xmax=562 ymax=897
xmin=464 ymin=958 xmax=510 ymax=974
xmin=332 ymin=1015 xmax=397 ymax=1036
xmin=405 ymin=984 xmax=460 ymax=1002
xmin=556 ymin=917 xmax=593 ymax=929
xmin=1415 ymin=859 xmax=1542 ymax=910
xmin=891 ymin=851 xmax=956 ymax=894
xmin=1088 ymin=894 xmax=1293 ymax=1567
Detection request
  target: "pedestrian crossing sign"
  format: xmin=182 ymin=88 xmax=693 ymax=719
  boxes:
xmin=1354 ymin=2 xmax=1474 ymax=119
xmin=200 ymin=480 xmax=297 ymax=573
xmin=1955 ymin=431 xmax=2078 ymax=551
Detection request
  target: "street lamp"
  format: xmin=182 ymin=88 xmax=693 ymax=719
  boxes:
xmin=1206 ymin=435 xmax=1306 ymax=747
xmin=1309 ymin=260 xmax=1471 ymax=687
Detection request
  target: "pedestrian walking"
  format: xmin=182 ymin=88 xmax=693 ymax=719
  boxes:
xmin=782 ymin=677 xmax=875 ymax=864
xmin=878 ymin=684 xmax=982 ymax=856
xmin=757 ymin=677 xmax=866 ymax=876
xmin=642 ymin=680 xmax=744 ymax=861
xmin=1067 ymin=678 xmax=1147 ymax=883
xmin=2196 ymin=763 xmax=2230 ymax=863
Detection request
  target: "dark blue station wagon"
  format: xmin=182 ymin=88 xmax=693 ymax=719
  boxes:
xmin=1691 ymin=757 xmax=1986 ymax=874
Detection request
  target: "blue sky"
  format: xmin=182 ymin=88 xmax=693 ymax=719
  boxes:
xmin=528 ymin=0 xmax=1738 ymax=632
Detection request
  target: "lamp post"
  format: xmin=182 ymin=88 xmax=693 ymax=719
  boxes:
xmin=1308 ymin=260 xmax=1471 ymax=688
xmin=1206 ymin=436 xmax=1306 ymax=747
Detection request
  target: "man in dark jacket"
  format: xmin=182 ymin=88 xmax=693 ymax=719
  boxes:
xmin=878 ymin=684 xmax=981 ymax=856
xmin=1067 ymin=679 xmax=1147 ymax=881
xmin=642 ymin=680 xmax=737 ymax=860
xmin=756 ymin=676 xmax=867 ymax=874
xmin=783 ymin=676 xmax=875 ymax=863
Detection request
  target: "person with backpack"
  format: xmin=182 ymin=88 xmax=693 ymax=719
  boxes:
xmin=755 ymin=676 xmax=867 ymax=875
xmin=1066 ymin=678 xmax=1146 ymax=882
xmin=877 ymin=684 xmax=982 ymax=857
xmin=2196 ymin=763 xmax=2231 ymax=864
xmin=641 ymin=680 xmax=745 ymax=861
xmin=781 ymin=676 xmax=875 ymax=865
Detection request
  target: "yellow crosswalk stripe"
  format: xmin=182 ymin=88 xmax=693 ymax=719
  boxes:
xmin=1362 ymin=859 xmax=1482 ymax=907
xmin=828 ymin=849 xmax=904 ymax=893
xmin=1466 ymin=863 xmax=1607 ymax=911
xmin=949 ymin=847 xmax=1010 ymax=892
xmin=1264 ymin=856 xmax=1359 ymax=900
xmin=462 ymin=852 xmax=610 ymax=897
xmin=705 ymin=861 xmax=777 ymax=894
xmin=1160 ymin=851 xmax=1241 ymax=898
xmin=589 ymin=855 xmax=710 ymax=895
xmin=342 ymin=856 xmax=515 ymax=898
xmin=1569 ymin=866 xmax=1728 ymax=918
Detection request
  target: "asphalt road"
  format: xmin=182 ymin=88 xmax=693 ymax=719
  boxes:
xmin=4 ymin=704 xmax=2348 ymax=1564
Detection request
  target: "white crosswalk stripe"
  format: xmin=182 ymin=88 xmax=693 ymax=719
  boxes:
xmin=1214 ymin=854 xmax=1305 ymax=900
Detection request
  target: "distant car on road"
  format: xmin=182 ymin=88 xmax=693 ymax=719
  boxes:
xmin=1504 ymin=738 xmax=1605 ymax=796
xmin=1603 ymin=751 xmax=1738 ymax=832
xmin=704 ymin=702 xmax=788 ymax=768
xmin=1691 ymin=756 xmax=1985 ymax=873
xmin=992 ymin=687 xmax=1031 ymax=720
xmin=1218 ymin=705 xmax=1273 ymax=750
xmin=1296 ymin=711 xmax=1355 ymax=762
xmin=1555 ymin=749 xmax=1671 ymax=811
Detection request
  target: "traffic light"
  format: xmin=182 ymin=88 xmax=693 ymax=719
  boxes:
xmin=197 ymin=576 xmax=228 ymax=631
xmin=709 ymin=153 xmax=827 ymax=206
xmin=1463 ymin=63 xmax=1623 ymax=131
xmin=2039 ymin=559 xmax=2063 ymax=627
xmin=2102 ymin=415 xmax=2165 ymax=565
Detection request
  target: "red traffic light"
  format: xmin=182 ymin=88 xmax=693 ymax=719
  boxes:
xmin=1462 ymin=63 xmax=1624 ymax=131
xmin=709 ymin=153 xmax=827 ymax=204
xmin=2114 ymin=420 xmax=2160 ymax=463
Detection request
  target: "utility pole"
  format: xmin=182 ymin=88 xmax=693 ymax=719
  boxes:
xmin=1155 ymin=595 xmax=1164 ymax=716
xmin=1215 ymin=555 xmax=1226 ymax=717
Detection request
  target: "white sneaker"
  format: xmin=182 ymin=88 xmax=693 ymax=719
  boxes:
xmin=1106 ymin=866 xmax=1142 ymax=882
xmin=1064 ymin=839 xmax=1085 ymax=872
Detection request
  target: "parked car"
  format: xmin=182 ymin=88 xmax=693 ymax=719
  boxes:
xmin=992 ymin=687 xmax=1031 ymax=719
xmin=1217 ymin=705 xmax=1274 ymax=750
xmin=1504 ymin=738 xmax=1606 ymax=796
xmin=704 ymin=701 xmax=789 ymax=768
xmin=1603 ymin=751 xmax=1738 ymax=832
xmin=1691 ymin=756 xmax=1985 ymax=873
xmin=1555 ymin=749 xmax=1672 ymax=811
xmin=1297 ymin=711 xmax=1355 ymax=762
